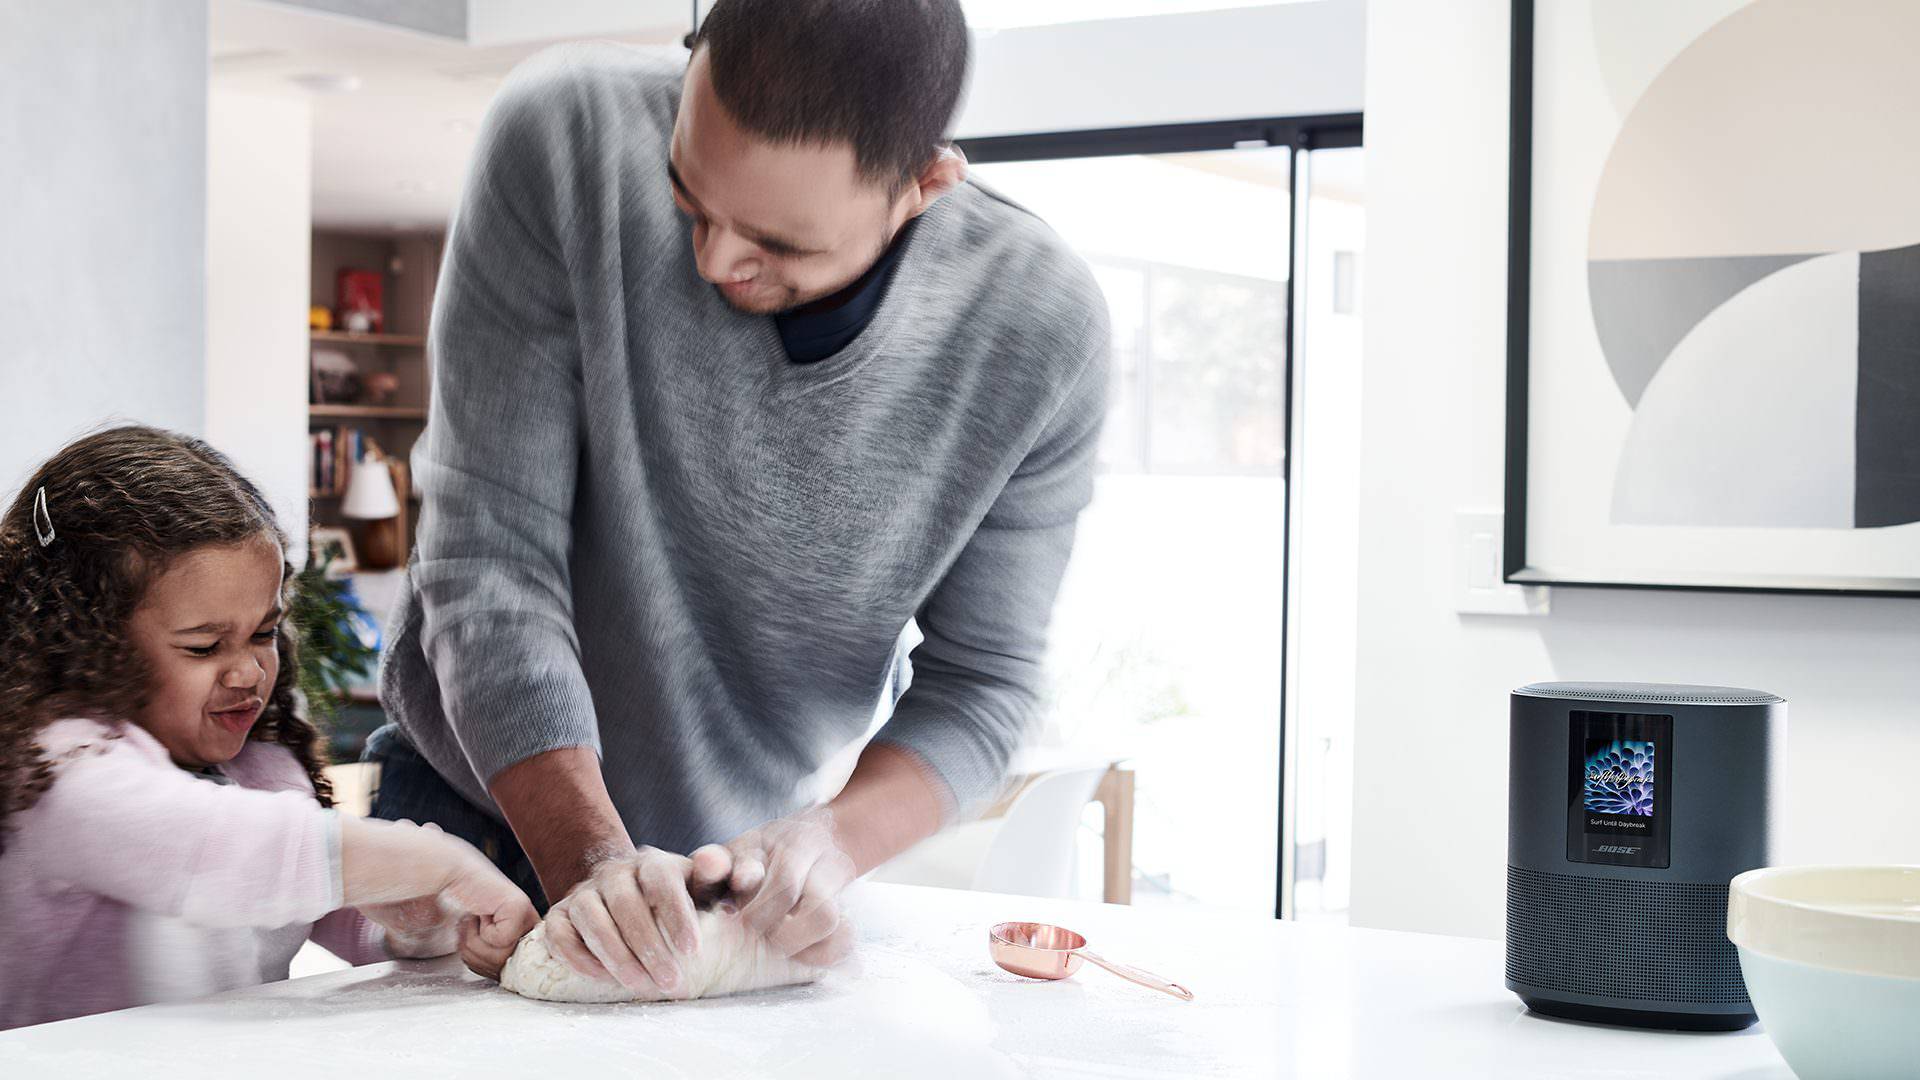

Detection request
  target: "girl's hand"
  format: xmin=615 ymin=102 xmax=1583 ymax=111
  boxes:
xmin=438 ymin=847 xmax=540 ymax=979
xmin=459 ymin=907 xmax=535 ymax=981
xmin=362 ymin=893 xmax=459 ymax=957
xmin=358 ymin=822 xmax=464 ymax=957
xmin=339 ymin=817 xmax=538 ymax=968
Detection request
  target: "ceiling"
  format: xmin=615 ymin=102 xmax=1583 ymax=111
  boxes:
xmin=209 ymin=0 xmax=690 ymax=232
xmin=209 ymin=1 xmax=1346 ymax=233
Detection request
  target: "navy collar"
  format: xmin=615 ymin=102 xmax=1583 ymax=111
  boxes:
xmin=773 ymin=217 xmax=920 ymax=364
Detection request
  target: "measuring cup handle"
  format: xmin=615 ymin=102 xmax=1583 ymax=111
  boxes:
xmin=1074 ymin=950 xmax=1195 ymax=1000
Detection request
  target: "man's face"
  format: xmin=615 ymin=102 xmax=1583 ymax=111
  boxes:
xmin=670 ymin=49 xmax=911 ymax=315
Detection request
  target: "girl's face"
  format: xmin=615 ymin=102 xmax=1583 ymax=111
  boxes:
xmin=126 ymin=536 xmax=286 ymax=768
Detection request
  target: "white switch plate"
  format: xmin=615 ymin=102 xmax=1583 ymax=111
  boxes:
xmin=1453 ymin=510 xmax=1550 ymax=616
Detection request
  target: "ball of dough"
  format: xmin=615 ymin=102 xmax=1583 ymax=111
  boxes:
xmin=500 ymin=908 xmax=821 ymax=1003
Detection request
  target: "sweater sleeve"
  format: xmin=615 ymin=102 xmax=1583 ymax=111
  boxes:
xmin=408 ymin=63 xmax=600 ymax=786
xmin=32 ymin=741 xmax=343 ymax=929
xmin=873 ymin=307 xmax=1111 ymax=817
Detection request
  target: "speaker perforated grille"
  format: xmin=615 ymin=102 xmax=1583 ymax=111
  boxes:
xmin=1515 ymin=682 xmax=1780 ymax=706
xmin=1505 ymin=866 xmax=1749 ymax=1005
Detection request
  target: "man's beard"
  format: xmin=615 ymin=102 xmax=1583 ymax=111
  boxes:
xmin=717 ymin=225 xmax=897 ymax=316
xmin=716 ymin=281 xmax=800 ymax=315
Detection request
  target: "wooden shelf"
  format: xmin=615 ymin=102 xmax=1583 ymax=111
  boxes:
xmin=310 ymin=404 xmax=427 ymax=420
xmin=311 ymin=330 xmax=426 ymax=347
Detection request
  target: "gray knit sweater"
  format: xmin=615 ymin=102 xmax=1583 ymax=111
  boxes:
xmin=378 ymin=44 xmax=1109 ymax=855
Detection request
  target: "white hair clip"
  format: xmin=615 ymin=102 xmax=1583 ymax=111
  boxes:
xmin=33 ymin=485 xmax=56 ymax=547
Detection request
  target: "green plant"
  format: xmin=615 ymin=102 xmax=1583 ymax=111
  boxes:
xmin=289 ymin=554 xmax=378 ymax=728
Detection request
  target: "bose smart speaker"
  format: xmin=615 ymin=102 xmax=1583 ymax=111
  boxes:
xmin=1505 ymin=682 xmax=1783 ymax=1030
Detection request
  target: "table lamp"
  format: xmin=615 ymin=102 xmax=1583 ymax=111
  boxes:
xmin=341 ymin=449 xmax=403 ymax=570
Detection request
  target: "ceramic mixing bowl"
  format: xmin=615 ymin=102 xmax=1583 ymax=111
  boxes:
xmin=1728 ymin=865 xmax=1920 ymax=1080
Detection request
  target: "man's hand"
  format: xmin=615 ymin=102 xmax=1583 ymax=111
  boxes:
xmin=689 ymin=808 xmax=858 ymax=967
xmin=480 ymin=743 xmax=945 ymax=985
xmin=539 ymin=845 xmax=731 ymax=995
xmin=682 ymin=741 xmax=948 ymax=968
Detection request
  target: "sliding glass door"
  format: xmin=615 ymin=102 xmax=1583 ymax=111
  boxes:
xmin=963 ymin=117 xmax=1361 ymax=918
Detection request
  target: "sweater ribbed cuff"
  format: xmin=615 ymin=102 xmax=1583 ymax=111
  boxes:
xmin=449 ymin=671 xmax=602 ymax=786
xmin=428 ymin=617 xmax=602 ymax=787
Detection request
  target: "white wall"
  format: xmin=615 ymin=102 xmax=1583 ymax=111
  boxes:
xmin=207 ymin=88 xmax=313 ymax=558
xmin=956 ymin=1 xmax=1366 ymax=139
xmin=0 ymin=0 xmax=207 ymax=494
xmin=1350 ymin=0 xmax=1920 ymax=939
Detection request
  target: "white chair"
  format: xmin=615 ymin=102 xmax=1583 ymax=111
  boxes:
xmin=868 ymin=765 xmax=1110 ymax=900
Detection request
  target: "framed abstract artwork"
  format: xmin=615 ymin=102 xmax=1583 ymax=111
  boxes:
xmin=1505 ymin=0 xmax=1920 ymax=596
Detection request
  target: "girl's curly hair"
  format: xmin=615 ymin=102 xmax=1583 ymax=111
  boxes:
xmin=0 ymin=425 xmax=333 ymax=853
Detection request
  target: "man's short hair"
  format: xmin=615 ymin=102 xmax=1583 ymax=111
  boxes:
xmin=693 ymin=0 xmax=971 ymax=191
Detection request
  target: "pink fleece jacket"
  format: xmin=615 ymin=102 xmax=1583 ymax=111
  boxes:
xmin=0 ymin=719 xmax=388 ymax=1030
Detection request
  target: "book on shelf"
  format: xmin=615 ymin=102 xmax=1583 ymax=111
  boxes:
xmin=311 ymin=428 xmax=333 ymax=495
xmin=309 ymin=426 xmax=369 ymax=496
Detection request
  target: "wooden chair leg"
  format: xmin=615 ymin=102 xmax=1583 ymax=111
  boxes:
xmin=1096 ymin=766 xmax=1135 ymax=905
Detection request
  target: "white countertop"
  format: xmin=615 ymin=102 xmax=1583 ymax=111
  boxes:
xmin=0 ymin=883 xmax=1793 ymax=1079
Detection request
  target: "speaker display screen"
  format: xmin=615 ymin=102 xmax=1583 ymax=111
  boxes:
xmin=1584 ymin=739 xmax=1655 ymax=817
xmin=1567 ymin=711 xmax=1672 ymax=868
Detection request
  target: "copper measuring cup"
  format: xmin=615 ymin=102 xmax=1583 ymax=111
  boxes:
xmin=988 ymin=921 xmax=1194 ymax=1000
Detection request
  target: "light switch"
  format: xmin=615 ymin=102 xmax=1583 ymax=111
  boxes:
xmin=1470 ymin=532 xmax=1497 ymax=588
xmin=1453 ymin=510 xmax=1550 ymax=616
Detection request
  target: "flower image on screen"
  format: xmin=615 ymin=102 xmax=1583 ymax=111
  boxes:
xmin=1584 ymin=739 xmax=1655 ymax=816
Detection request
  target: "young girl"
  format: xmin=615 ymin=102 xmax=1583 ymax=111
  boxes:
xmin=0 ymin=426 xmax=538 ymax=1029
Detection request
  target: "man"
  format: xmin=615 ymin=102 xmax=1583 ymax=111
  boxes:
xmin=371 ymin=0 xmax=1109 ymax=995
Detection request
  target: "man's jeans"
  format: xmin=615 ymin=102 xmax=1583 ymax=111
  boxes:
xmin=362 ymin=723 xmax=551 ymax=912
